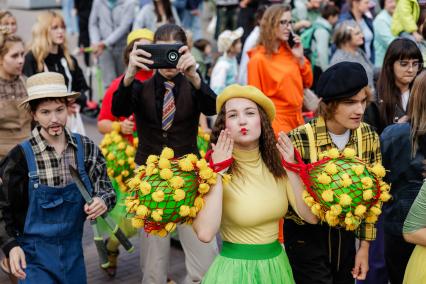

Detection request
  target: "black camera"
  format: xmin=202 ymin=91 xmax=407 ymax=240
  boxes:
xmin=137 ymin=43 xmax=183 ymax=69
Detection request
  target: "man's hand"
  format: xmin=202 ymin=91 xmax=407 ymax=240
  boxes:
xmin=352 ymin=241 xmax=369 ymax=280
xmin=124 ymin=43 xmax=154 ymax=86
xmin=92 ymin=42 xmax=106 ymax=57
xmin=9 ymin=247 xmax=26 ymax=280
xmin=84 ymin=197 xmax=107 ymax=220
xmin=177 ymin=46 xmax=201 ymax=89
xmin=120 ymin=119 xmax=135 ymax=135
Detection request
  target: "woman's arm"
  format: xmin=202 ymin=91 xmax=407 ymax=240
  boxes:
xmin=403 ymin=182 xmax=426 ymax=246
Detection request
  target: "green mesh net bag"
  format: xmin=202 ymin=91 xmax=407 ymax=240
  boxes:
xmin=197 ymin=127 xmax=210 ymax=158
xmin=125 ymin=147 xmax=217 ymax=237
xmin=282 ymin=147 xmax=391 ymax=231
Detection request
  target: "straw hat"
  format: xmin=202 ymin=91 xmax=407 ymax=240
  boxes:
xmin=20 ymin=72 xmax=80 ymax=106
xmin=217 ymin=27 xmax=243 ymax=53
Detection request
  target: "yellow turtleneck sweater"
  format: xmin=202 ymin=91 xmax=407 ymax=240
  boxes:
xmin=220 ymin=147 xmax=299 ymax=244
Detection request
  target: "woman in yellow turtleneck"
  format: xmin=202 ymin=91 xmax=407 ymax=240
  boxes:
xmin=193 ymin=84 xmax=318 ymax=283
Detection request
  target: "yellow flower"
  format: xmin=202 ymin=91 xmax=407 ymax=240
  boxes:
xmin=173 ymin=189 xmax=186 ymax=201
xmin=118 ymin=159 xmax=125 ymax=166
xmin=203 ymin=133 xmax=210 ymax=141
xmin=189 ymin=207 xmax=197 ymax=218
xmin=344 ymin=212 xmax=354 ymax=225
xmin=310 ymin=203 xmax=322 ymax=216
xmin=380 ymin=191 xmax=391 ymax=202
xmin=330 ymin=204 xmax=342 ymax=216
xmin=115 ymin=175 xmax=123 ymax=183
xmin=196 ymin=159 xmax=208 ymax=170
xmin=101 ymin=148 xmax=108 ymax=157
xmin=179 ymin=205 xmax=190 ymax=217
xmin=186 ymin=154 xmax=198 ymax=163
xmin=179 ymin=158 xmax=194 ymax=171
xmin=194 ymin=196 xmax=204 ymax=211
xmin=199 ymin=150 xmax=206 ymax=158
xmin=351 ymin=165 xmax=365 ymax=176
xmin=165 ymin=222 xmax=177 ymax=233
xmin=112 ymin=121 xmax=121 ymax=132
xmin=199 ymin=168 xmax=214 ymax=180
xmin=158 ymin=158 xmax=171 ymax=169
xmin=152 ymin=190 xmax=165 ymax=202
xmin=151 ymin=209 xmax=163 ymax=221
xmin=354 ymin=205 xmax=367 ymax=217
xmin=370 ymin=205 xmax=382 ymax=216
xmin=107 ymin=153 xmax=115 ymax=161
xmin=363 ymin=189 xmax=373 ymax=201
xmin=207 ymin=177 xmax=217 ymax=185
xmin=160 ymin=168 xmax=173 ymax=180
xmin=160 ymin=147 xmax=174 ymax=159
xmin=321 ymin=190 xmax=334 ymax=202
xmin=125 ymin=145 xmax=135 ymax=157
xmin=302 ymin=190 xmax=310 ymax=199
xmin=339 ymin=194 xmax=352 ymax=207
xmin=325 ymin=163 xmax=338 ymax=175
xmin=157 ymin=229 xmax=168 ymax=237
xmin=380 ymin=182 xmax=390 ymax=192
xmin=128 ymin=157 xmax=135 ymax=164
xmin=145 ymin=164 xmax=156 ymax=176
xmin=127 ymin=178 xmax=140 ymax=189
xmin=113 ymin=135 xmax=122 ymax=144
xmin=341 ymin=177 xmax=353 ymax=188
xmin=198 ymin=183 xmax=210 ymax=194
xmin=169 ymin=176 xmax=185 ymax=189
xmin=133 ymin=137 xmax=139 ymax=147
xmin=136 ymin=205 xmax=149 ymax=217
xmin=118 ymin=183 xmax=128 ymax=193
xmin=370 ymin=163 xmax=386 ymax=178
xmin=328 ymin=148 xmax=340 ymax=159
xmin=343 ymin=148 xmax=356 ymax=159
xmin=118 ymin=142 xmax=126 ymax=150
xmin=139 ymin=181 xmax=152 ymax=196
xmin=325 ymin=211 xmax=340 ymax=226
xmin=131 ymin=217 xmax=144 ymax=228
xmin=361 ymin=177 xmax=373 ymax=189
xmin=146 ymin=155 xmax=158 ymax=164
xmin=366 ymin=214 xmax=378 ymax=224
xmin=304 ymin=196 xmax=315 ymax=207
xmin=317 ymin=173 xmax=332 ymax=185
xmin=319 ymin=151 xmax=328 ymax=160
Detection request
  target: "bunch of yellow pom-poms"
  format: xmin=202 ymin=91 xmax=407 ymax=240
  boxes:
xmin=125 ymin=147 xmax=217 ymax=237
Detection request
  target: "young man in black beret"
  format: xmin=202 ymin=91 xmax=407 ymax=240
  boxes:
xmin=280 ymin=62 xmax=382 ymax=284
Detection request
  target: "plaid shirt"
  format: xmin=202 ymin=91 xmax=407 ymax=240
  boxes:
xmin=287 ymin=116 xmax=382 ymax=241
xmin=29 ymin=127 xmax=116 ymax=209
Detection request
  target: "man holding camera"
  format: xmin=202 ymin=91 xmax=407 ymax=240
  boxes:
xmin=112 ymin=24 xmax=218 ymax=284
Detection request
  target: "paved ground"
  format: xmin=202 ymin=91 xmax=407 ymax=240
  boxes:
xmin=0 ymin=2 xmax=190 ymax=283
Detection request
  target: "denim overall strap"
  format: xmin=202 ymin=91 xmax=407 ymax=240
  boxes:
xmin=20 ymin=141 xmax=39 ymax=186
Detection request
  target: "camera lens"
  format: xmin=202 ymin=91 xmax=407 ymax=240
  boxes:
xmin=168 ymin=51 xmax=178 ymax=62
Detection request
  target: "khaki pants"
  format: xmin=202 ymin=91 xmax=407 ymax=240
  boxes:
xmin=140 ymin=224 xmax=218 ymax=284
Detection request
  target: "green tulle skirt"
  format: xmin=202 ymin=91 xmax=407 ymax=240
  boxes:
xmin=203 ymin=241 xmax=295 ymax=284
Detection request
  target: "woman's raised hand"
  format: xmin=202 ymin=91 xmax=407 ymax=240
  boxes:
xmin=211 ymin=129 xmax=233 ymax=166
xmin=276 ymin=131 xmax=296 ymax=164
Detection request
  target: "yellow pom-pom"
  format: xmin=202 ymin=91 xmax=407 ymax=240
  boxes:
xmin=160 ymin=147 xmax=174 ymax=159
xmin=131 ymin=217 xmax=144 ymax=228
xmin=118 ymin=142 xmax=126 ymax=150
xmin=325 ymin=163 xmax=338 ymax=175
xmin=366 ymin=214 xmax=378 ymax=224
xmin=101 ymin=148 xmax=108 ymax=157
xmin=139 ymin=181 xmax=152 ymax=196
xmin=361 ymin=177 xmax=373 ymax=189
xmin=136 ymin=205 xmax=149 ymax=217
xmin=169 ymin=176 xmax=185 ymax=189
xmin=196 ymin=159 xmax=208 ymax=170
xmin=330 ymin=204 xmax=342 ymax=216
xmin=112 ymin=121 xmax=121 ymax=132
xmin=157 ymin=229 xmax=168 ymax=237
xmin=363 ymin=189 xmax=373 ymax=201
xmin=173 ymin=189 xmax=186 ymax=201
xmin=125 ymin=145 xmax=135 ymax=156
xmin=318 ymin=173 xmax=332 ymax=185
xmin=339 ymin=194 xmax=352 ymax=207
xmin=186 ymin=154 xmax=198 ymax=163
xmin=152 ymin=190 xmax=165 ymax=202
xmin=107 ymin=153 xmax=115 ymax=161
xmin=198 ymin=183 xmax=210 ymax=194
xmin=371 ymin=163 xmax=386 ymax=178
xmin=325 ymin=211 xmax=340 ymax=226
xmin=194 ymin=196 xmax=204 ymax=211
xmin=327 ymin=148 xmax=340 ymax=159
xmin=128 ymin=157 xmax=135 ymax=164
xmin=343 ymin=148 xmax=356 ymax=159
xmin=133 ymin=137 xmax=139 ymax=147
xmin=113 ymin=135 xmax=122 ymax=144
xmin=380 ymin=182 xmax=390 ymax=192
xmin=354 ymin=205 xmax=367 ymax=217
xmin=179 ymin=158 xmax=194 ymax=171
xmin=145 ymin=165 xmax=156 ymax=176
xmin=321 ymin=190 xmax=334 ymax=202
xmin=146 ymin=155 xmax=158 ymax=164
xmin=118 ymin=159 xmax=125 ymax=166
xmin=165 ymin=222 xmax=177 ymax=233
xmin=160 ymin=168 xmax=173 ymax=180
xmin=305 ymin=196 xmax=315 ymax=207
xmin=151 ymin=209 xmax=163 ymax=221
xmin=344 ymin=212 xmax=354 ymax=225
xmin=351 ymin=165 xmax=365 ymax=176
xmin=127 ymin=178 xmax=140 ymax=189
xmin=158 ymin=158 xmax=171 ymax=169
xmin=199 ymin=168 xmax=214 ymax=180
xmin=189 ymin=207 xmax=197 ymax=218
xmin=207 ymin=177 xmax=217 ymax=185
xmin=179 ymin=205 xmax=190 ymax=217
xmin=370 ymin=205 xmax=382 ymax=215
xmin=341 ymin=177 xmax=353 ymax=188
xmin=311 ymin=203 xmax=322 ymax=216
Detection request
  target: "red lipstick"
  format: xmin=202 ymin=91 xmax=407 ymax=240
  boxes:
xmin=241 ymin=128 xmax=247 ymax=135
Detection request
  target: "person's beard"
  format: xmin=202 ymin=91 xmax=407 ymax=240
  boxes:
xmin=42 ymin=123 xmax=65 ymax=137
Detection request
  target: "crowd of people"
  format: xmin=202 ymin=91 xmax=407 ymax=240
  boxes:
xmin=0 ymin=0 xmax=424 ymax=283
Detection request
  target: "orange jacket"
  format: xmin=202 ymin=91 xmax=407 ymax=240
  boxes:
xmin=248 ymin=44 xmax=313 ymax=135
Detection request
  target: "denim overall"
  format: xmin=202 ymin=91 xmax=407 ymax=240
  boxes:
xmin=18 ymin=134 xmax=91 ymax=284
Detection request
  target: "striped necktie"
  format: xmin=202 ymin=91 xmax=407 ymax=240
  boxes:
xmin=162 ymin=81 xmax=176 ymax=131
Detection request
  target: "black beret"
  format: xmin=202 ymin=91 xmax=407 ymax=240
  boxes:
xmin=316 ymin=62 xmax=368 ymax=102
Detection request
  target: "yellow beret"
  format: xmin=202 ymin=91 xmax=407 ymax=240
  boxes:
xmin=127 ymin=29 xmax=154 ymax=46
xmin=216 ymin=84 xmax=276 ymax=121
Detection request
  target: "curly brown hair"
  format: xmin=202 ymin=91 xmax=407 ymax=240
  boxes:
xmin=211 ymin=103 xmax=286 ymax=178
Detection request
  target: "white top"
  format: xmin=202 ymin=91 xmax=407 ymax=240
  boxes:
xmin=401 ymin=90 xmax=410 ymax=112
xmin=328 ymin=129 xmax=350 ymax=150
xmin=238 ymin=26 xmax=260 ymax=85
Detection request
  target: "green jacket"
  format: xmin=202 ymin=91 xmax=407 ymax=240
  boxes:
xmin=391 ymin=0 xmax=420 ymax=35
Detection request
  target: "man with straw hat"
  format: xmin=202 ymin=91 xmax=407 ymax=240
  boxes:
xmin=0 ymin=72 xmax=116 ymax=283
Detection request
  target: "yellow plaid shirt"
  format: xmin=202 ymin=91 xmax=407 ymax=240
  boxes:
xmin=287 ymin=116 xmax=382 ymax=241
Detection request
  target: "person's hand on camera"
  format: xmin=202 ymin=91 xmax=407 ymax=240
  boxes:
xmin=124 ymin=44 xmax=154 ymax=86
xmin=177 ymin=45 xmax=201 ymax=89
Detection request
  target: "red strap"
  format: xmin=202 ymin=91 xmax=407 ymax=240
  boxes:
xmin=205 ymin=149 xmax=234 ymax=173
